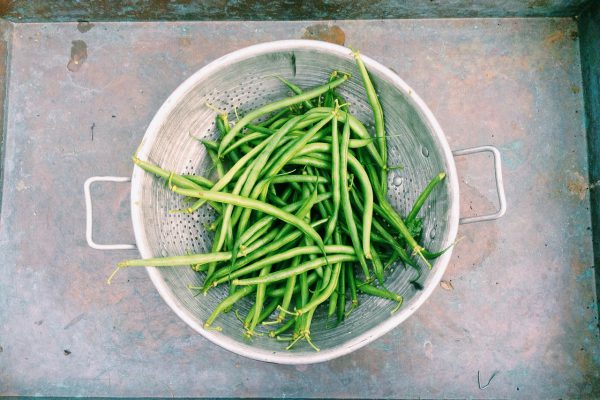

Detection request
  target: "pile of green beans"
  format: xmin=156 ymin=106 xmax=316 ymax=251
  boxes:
xmin=118 ymin=51 xmax=446 ymax=351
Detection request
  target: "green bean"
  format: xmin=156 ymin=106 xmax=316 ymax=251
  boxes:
xmin=258 ymin=296 xmax=282 ymax=324
xmin=347 ymin=153 xmax=373 ymax=259
xmin=181 ymin=174 xmax=214 ymax=189
xmin=267 ymin=188 xmax=289 ymax=207
xmin=232 ymin=255 xmax=357 ymax=286
xmin=346 ymin=264 xmax=359 ymax=313
xmin=246 ymin=265 xmax=271 ymax=336
xmin=380 ymin=200 xmax=429 ymax=267
xmin=296 ymin=142 xmax=331 ymax=157
xmin=206 ymin=146 xmax=225 ymax=179
xmin=186 ymin=138 xmax=270 ymax=213
xmin=259 ymin=108 xmax=290 ymax=128
xmin=221 ymin=131 xmax=268 ymax=156
xmin=270 ymin=175 xmax=329 ymax=185
xmin=206 ymin=160 xmax=254 ymax=277
xmin=383 ymin=251 xmax=401 ymax=271
xmin=117 ymin=251 xmax=232 ymax=268
xmin=204 ymin=285 xmax=254 ymax=328
xmin=299 ymin=270 xmax=309 ymax=335
xmin=214 ymin=245 xmax=354 ymax=286
xmin=356 ymin=281 xmax=403 ymax=313
xmin=132 ymin=156 xmax=204 ymax=191
xmin=328 ymin=289 xmax=338 ymax=319
xmin=263 ymin=115 xmax=333 ymax=178
xmin=294 ymin=261 xmax=342 ymax=316
xmin=245 ymin=124 xmax=273 ymax=134
xmin=229 ymin=218 xmax=328 ymax=280
xmin=324 ymin=115 xmax=341 ymax=243
xmin=242 ymin=220 xmax=275 ymax=249
xmin=353 ymin=50 xmax=387 ymax=195
xmin=199 ymin=139 xmax=219 ymax=152
xmin=320 ymin=135 xmax=373 ymax=149
xmin=215 ymin=113 xmax=229 ymax=136
xmin=218 ymin=74 xmax=349 ymax=156
xmin=171 ymin=187 xmax=326 ymax=253
xmin=337 ymin=262 xmax=346 ymax=323
xmin=276 ymin=76 xmax=313 ymax=110
xmin=269 ymin=316 xmax=296 ymax=338
xmin=287 ymin=157 xmax=331 ymax=170
xmin=266 ymin=271 xmax=318 ymax=297
xmin=339 ymin=117 xmax=371 ymax=279
xmin=370 ymin=245 xmax=385 ymax=285
xmin=406 ymin=172 xmax=446 ymax=223
xmin=243 ymin=303 xmax=256 ymax=329
xmin=306 ymin=107 xmax=384 ymax=168
xmin=324 ymin=71 xmax=338 ymax=108
xmin=275 ymin=257 xmax=299 ymax=323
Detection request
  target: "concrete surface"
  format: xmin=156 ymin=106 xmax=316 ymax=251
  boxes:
xmin=0 ymin=18 xmax=598 ymax=398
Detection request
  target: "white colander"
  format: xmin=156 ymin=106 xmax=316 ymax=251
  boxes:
xmin=84 ymin=40 xmax=506 ymax=364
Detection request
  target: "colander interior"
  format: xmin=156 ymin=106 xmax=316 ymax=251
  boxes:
xmin=132 ymin=40 xmax=458 ymax=362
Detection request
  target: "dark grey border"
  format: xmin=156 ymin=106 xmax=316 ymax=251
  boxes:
xmin=0 ymin=0 xmax=594 ymax=21
xmin=579 ymin=1 xmax=600 ymax=331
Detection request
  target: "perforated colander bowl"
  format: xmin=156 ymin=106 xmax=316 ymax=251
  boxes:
xmin=131 ymin=40 xmax=460 ymax=364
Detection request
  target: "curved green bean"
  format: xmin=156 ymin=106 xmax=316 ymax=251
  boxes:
xmin=232 ymin=254 xmax=357 ymax=286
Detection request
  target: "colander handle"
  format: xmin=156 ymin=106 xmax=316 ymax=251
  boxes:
xmin=84 ymin=176 xmax=137 ymax=250
xmin=452 ymin=145 xmax=507 ymax=224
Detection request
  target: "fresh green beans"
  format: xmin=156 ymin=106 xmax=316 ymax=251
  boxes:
xmin=406 ymin=172 xmax=446 ymax=223
xmin=339 ymin=117 xmax=370 ymax=279
xmin=232 ymin=255 xmax=357 ymax=286
xmin=121 ymin=59 xmax=450 ymax=351
xmin=218 ymin=74 xmax=349 ymax=156
xmin=353 ymin=50 xmax=387 ymax=194
xmin=171 ymin=187 xmax=326 ymax=253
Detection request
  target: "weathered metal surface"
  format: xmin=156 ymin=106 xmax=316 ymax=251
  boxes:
xmin=579 ymin=0 xmax=600 ymax=331
xmin=0 ymin=0 xmax=593 ymax=21
xmin=0 ymin=19 xmax=598 ymax=397
xmin=0 ymin=19 xmax=13 ymax=222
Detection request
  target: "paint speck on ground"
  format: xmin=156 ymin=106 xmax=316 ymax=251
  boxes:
xmin=16 ymin=180 xmax=28 ymax=191
xmin=64 ymin=313 xmax=86 ymax=330
xmin=67 ymin=40 xmax=87 ymax=72
xmin=77 ymin=21 xmax=94 ymax=33
xmin=302 ymin=24 xmax=345 ymax=45
xmin=179 ymin=37 xmax=192 ymax=46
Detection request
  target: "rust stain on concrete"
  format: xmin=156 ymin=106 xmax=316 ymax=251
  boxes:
xmin=67 ymin=40 xmax=87 ymax=72
xmin=566 ymin=171 xmax=588 ymax=200
xmin=178 ymin=37 xmax=192 ymax=46
xmin=302 ymin=24 xmax=345 ymax=46
xmin=544 ymin=30 xmax=565 ymax=46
